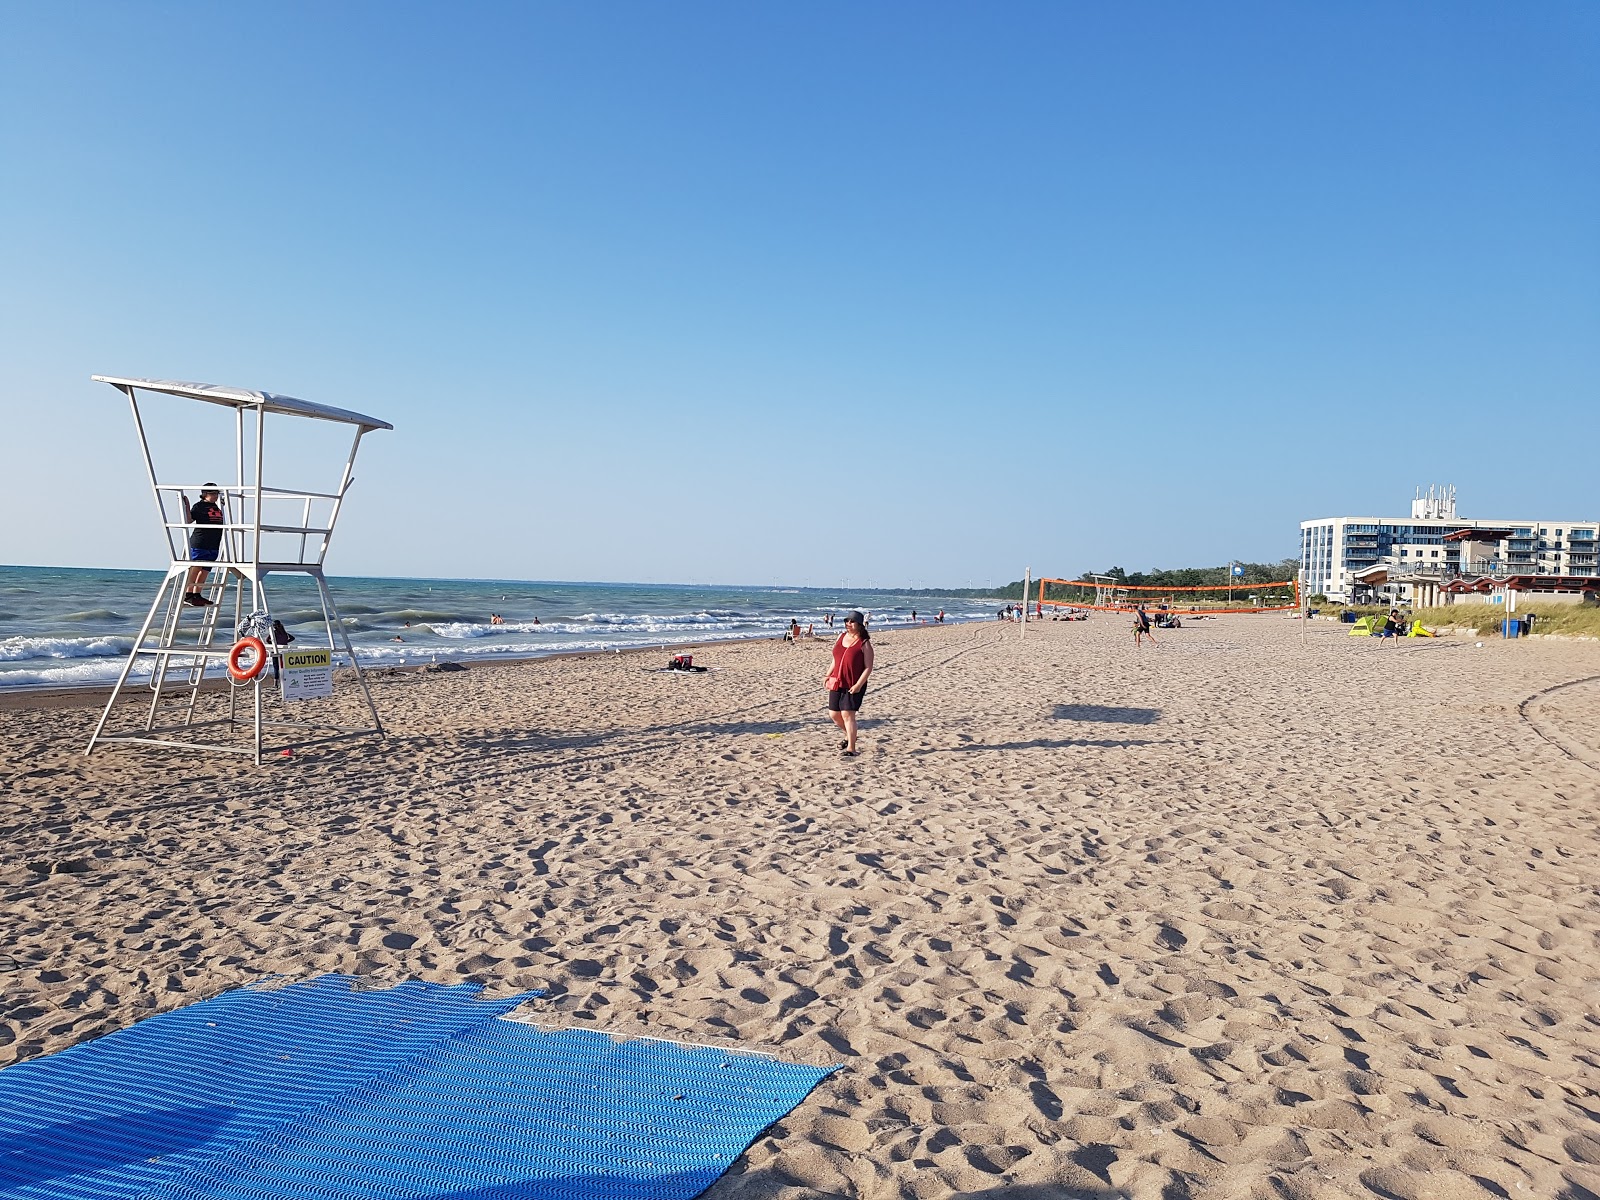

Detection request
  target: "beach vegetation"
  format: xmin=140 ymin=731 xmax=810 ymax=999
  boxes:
xmin=981 ymin=558 xmax=1302 ymax=603
xmin=1322 ymin=602 xmax=1600 ymax=639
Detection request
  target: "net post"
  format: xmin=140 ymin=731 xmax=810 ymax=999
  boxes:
xmin=1021 ymin=568 xmax=1030 ymax=639
xmin=1298 ymin=573 xmax=1306 ymax=647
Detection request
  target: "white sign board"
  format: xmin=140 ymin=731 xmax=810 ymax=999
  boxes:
xmin=280 ymin=647 xmax=334 ymax=701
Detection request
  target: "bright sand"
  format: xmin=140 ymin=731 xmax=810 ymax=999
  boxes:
xmin=3 ymin=616 xmax=1599 ymax=1199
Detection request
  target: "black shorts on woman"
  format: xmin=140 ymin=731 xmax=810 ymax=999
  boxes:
xmin=827 ymin=688 xmax=866 ymax=713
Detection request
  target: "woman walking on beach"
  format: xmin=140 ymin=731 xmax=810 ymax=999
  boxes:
xmin=827 ymin=611 xmax=874 ymax=757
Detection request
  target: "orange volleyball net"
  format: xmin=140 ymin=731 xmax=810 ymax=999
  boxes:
xmin=1037 ymin=577 xmax=1301 ymax=616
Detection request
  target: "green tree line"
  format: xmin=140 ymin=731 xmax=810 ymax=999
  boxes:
xmin=974 ymin=558 xmax=1301 ymax=601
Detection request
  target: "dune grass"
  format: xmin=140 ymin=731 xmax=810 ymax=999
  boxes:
xmin=1322 ymin=602 xmax=1600 ymax=638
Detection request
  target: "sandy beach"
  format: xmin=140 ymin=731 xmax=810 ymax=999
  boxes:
xmin=3 ymin=614 xmax=1598 ymax=1199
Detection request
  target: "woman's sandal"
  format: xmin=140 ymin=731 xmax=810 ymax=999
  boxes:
xmin=838 ymin=740 xmax=849 ymax=750
xmin=840 ymin=748 xmax=858 ymax=757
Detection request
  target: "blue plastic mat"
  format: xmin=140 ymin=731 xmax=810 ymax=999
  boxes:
xmin=0 ymin=975 xmax=837 ymax=1199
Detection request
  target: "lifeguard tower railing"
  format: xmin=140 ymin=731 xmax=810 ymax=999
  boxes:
xmin=85 ymin=377 xmax=393 ymax=765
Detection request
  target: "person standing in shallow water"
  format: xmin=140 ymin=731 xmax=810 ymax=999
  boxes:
xmin=826 ymin=611 xmax=874 ymax=757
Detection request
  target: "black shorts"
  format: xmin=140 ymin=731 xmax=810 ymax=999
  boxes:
xmin=827 ymin=688 xmax=866 ymax=713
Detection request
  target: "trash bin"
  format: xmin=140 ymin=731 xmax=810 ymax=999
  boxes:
xmin=1502 ymin=619 xmax=1521 ymax=638
xmin=1340 ymin=610 xmax=1357 ymax=624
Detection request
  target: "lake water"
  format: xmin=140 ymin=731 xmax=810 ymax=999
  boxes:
xmin=0 ymin=564 xmax=1002 ymax=689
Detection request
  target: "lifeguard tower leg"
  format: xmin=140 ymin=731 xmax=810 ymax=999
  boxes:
xmin=253 ymin=658 xmax=263 ymax=767
xmin=144 ymin=570 xmax=200 ymax=732
xmin=87 ymin=572 xmax=179 ymax=756
xmin=315 ymin=572 xmax=384 ymax=736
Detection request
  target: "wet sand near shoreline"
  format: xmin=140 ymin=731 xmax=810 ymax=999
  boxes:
xmin=3 ymin=616 xmax=1599 ymax=1199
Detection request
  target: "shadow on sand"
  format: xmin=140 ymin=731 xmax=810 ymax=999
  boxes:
xmin=1052 ymin=703 xmax=1161 ymax=725
xmin=912 ymin=737 xmax=1164 ymax=754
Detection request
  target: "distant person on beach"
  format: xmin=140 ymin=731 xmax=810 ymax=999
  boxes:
xmin=911 ymin=609 xmax=917 ymax=623
xmin=1383 ymin=608 xmax=1405 ymax=643
xmin=937 ymin=609 xmax=945 ymax=623
xmin=826 ymin=611 xmax=874 ymax=757
xmin=1133 ymin=605 xmax=1156 ymax=647
xmin=180 ymin=484 xmax=225 ymax=606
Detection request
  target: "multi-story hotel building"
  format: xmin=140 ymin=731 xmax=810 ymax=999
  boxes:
xmin=1301 ymin=486 xmax=1600 ymax=603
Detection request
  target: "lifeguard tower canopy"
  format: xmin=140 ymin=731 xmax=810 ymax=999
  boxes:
xmin=91 ymin=376 xmax=394 ymax=432
xmin=87 ymin=374 xmax=393 ymax=765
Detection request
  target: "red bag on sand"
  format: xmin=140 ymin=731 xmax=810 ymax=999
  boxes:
xmin=825 ymin=674 xmax=840 ymax=690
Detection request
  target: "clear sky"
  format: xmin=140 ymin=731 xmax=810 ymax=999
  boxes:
xmin=3 ymin=3 xmax=1595 ymax=587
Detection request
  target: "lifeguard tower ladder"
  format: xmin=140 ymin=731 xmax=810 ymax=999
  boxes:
xmin=85 ymin=377 xmax=393 ymax=765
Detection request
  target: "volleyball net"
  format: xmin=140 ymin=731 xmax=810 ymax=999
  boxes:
xmin=1037 ymin=577 xmax=1301 ymax=615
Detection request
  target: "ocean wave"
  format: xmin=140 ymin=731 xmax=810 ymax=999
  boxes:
xmin=427 ymin=615 xmax=757 ymax=640
xmin=0 ymin=661 xmax=136 ymax=687
xmin=375 ymin=609 xmax=477 ymax=623
xmin=56 ymin=608 xmax=128 ymax=622
xmin=0 ymin=634 xmax=136 ymax=663
xmin=349 ymin=627 xmax=783 ymax=666
xmin=571 ymin=610 xmax=757 ymax=628
xmin=276 ymin=607 xmax=331 ymax=625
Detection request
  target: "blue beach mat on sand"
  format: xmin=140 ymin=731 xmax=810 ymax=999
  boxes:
xmin=0 ymin=975 xmax=837 ymax=1199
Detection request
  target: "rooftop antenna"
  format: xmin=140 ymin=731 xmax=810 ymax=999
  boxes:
xmin=85 ymin=377 xmax=393 ymax=765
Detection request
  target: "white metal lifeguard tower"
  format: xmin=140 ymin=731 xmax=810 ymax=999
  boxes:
xmin=85 ymin=377 xmax=393 ymax=765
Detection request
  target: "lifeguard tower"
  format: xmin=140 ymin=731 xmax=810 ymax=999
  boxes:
xmin=85 ymin=377 xmax=393 ymax=765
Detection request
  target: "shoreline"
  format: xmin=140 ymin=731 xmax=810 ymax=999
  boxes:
xmin=0 ymin=618 xmax=973 ymax=713
xmin=1 ymin=559 xmax=998 ymax=703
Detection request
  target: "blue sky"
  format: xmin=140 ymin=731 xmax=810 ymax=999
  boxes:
xmin=3 ymin=3 xmax=1595 ymax=586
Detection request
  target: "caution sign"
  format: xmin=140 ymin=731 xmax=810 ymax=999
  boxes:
xmin=280 ymin=647 xmax=334 ymax=701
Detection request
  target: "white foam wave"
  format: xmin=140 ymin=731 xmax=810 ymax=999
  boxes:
xmin=0 ymin=634 xmax=135 ymax=663
xmin=429 ymin=615 xmax=759 ymax=640
xmin=571 ymin=611 xmax=750 ymax=627
xmin=0 ymin=661 xmax=132 ymax=687
xmin=349 ymin=627 xmax=784 ymax=666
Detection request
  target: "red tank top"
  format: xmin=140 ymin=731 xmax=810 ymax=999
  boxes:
xmin=832 ymin=635 xmax=868 ymax=688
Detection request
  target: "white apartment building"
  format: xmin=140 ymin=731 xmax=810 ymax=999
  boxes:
xmin=1301 ymin=486 xmax=1600 ymax=603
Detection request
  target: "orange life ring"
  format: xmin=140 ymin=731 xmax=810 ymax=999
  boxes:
xmin=227 ymin=636 xmax=268 ymax=683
